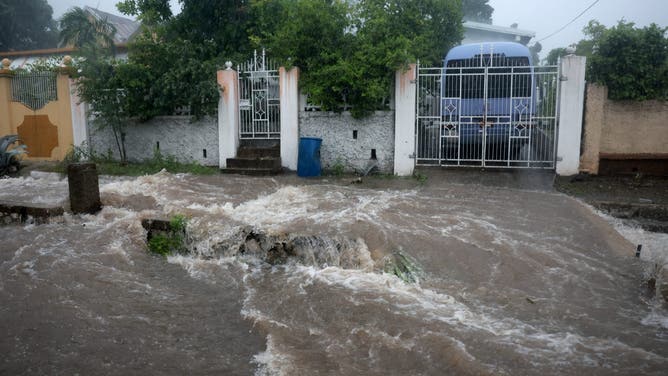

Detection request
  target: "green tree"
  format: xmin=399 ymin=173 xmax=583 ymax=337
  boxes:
xmin=116 ymin=0 xmax=172 ymax=25
xmin=462 ymin=0 xmax=493 ymax=24
xmin=528 ymin=42 xmax=542 ymax=65
xmin=0 ymin=0 xmax=58 ymax=51
xmin=59 ymin=7 xmax=117 ymax=54
xmin=587 ymin=21 xmax=668 ymax=100
xmin=251 ymin=0 xmax=462 ymax=117
xmin=77 ymin=58 xmax=132 ymax=163
xmin=545 ymin=47 xmax=568 ymax=65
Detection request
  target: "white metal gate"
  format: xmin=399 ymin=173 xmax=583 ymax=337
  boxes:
xmin=238 ymin=50 xmax=280 ymax=139
xmin=416 ymin=62 xmax=560 ymax=168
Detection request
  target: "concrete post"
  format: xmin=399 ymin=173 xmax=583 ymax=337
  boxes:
xmin=69 ymin=79 xmax=88 ymax=149
xmin=0 ymin=59 xmax=12 ymax=136
xmin=67 ymin=163 xmax=101 ymax=214
xmin=280 ymin=67 xmax=299 ymax=170
xmin=556 ymin=55 xmax=587 ymax=176
xmin=579 ymin=84 xmax=607 ymax=174
xmin=393 ymin=64 xmax=417 ymax=176
xmin=217 ymin=64 xmax=240 ymax=168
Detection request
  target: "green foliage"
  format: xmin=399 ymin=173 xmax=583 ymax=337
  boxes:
xmin=330 ymin=159 xmax=345 ymax=176
xmin=383 ymin=251 xmax=423 ymax=283
xmin=56 ymin=144 xmax=216 ymax=176
xmin=588 ymin=21 xmax=668 ymax=101
xmin=116 ymin=0 xmax=172 ymax=25
xmin=545 ymin=47 xmax=568 ymax=66
xmin=148 ymin=214 xmax=188 ymax=256
xmin=59 ymin=7 xmax=116 ymax=52
xmin=413 ymin=171 xmax=428 ymax=184
xmin=462 ymin=0 xmax=493 ymax=24
xmin=251 ymin=0 xmax=462 ymax=117
xmin=0 ymin=0 xmax=58 ymax=51
xmin=548 ymin=20 xmax=668 ymax=100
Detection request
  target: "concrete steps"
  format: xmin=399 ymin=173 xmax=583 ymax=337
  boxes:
xmin=221 ymin=140 xmax=282 ymax=176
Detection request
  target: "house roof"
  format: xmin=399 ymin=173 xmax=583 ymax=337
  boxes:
xmin=463 ymin=21 xmax=536 ymax=39
xmin=84 ymin=6 xmax=140 ymax=45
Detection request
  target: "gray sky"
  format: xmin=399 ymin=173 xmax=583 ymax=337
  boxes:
xmin=49 ymin=0 xmax=668 ymax=59
xmin=490 ymin=0 xmax=668 ymax=54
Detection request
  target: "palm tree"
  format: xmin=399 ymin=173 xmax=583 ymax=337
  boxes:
xmin=59 ymin=7 xmax=116 ymax=54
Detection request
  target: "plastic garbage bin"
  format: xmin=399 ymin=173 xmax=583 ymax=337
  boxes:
xmin=297 ymin=137 xmax=322 ymax=177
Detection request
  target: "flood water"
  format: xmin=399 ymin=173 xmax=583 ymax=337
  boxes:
xmin=1 ymin=171 xmax=666 ymax=375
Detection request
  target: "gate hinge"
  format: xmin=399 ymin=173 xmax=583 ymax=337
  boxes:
xmin=559 ymin=75 xmax=568 ymax=81
xmin=409 ymin=153 xmax=416 ymax=159
xmin=410 ymin=79 xmax=417 ymax=84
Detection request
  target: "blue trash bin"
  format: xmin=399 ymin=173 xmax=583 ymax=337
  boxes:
xmin=297 ymin=137 xmax=322 ymax=177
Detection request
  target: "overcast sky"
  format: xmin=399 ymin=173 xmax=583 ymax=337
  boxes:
xmin=49 ymin=0 xmax=668 ymax=57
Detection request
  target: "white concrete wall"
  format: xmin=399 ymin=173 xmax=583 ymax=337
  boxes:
xmin=88 ymin=116 xmax=219 ymax=165
xmin=556 ymin=55 xmax=587 ymax=176
xmin=217 ymin=68 xmax=239 ymax=168
xmin=280 ymin=67 xmax=299 ymax=170
xmin=393 ymin=64 xmax=417 ymax=176
xmin=299 ymin=111 xmax=395 ymax=173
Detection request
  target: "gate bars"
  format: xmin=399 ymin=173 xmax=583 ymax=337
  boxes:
xmin=415 ymin=62 xmax=560 ymax=168
xmin=238 ymin=50 xmax=281 ymax=139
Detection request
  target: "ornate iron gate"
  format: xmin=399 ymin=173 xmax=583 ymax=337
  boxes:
xmin=416 ymin=62 xmax=560 ymax=168
xmin=238 ymin=50 xmax=280 ymax=139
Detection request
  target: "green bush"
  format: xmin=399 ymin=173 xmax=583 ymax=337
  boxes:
xmin=588 ymin=21 xmax=668 ymax=101
xmin=148 ymin=215 xmax=188 ymax=256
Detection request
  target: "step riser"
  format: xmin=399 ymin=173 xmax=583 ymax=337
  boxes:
xmin=227 ymin=158 xmax=281 ymax=169
xmin=237 ymin=148 xmax=280 ymax=158
xmin=220 ymin=168 xmax=282 ymax=176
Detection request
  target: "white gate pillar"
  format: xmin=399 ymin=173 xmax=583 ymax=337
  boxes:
xmin=556 ymin=55 xmax=587 ymax=176
xmin=217 ymin=63 xmax=239 ymax=168
xmin=280 ymin=66 xmax=299 ymax=170
xmin=394 ymin=64 xmax=417 ymax=176
xmin=68 ymin=78 xmax=88 ymax=149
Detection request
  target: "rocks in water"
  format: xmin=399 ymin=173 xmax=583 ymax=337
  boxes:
xmin=0 ymin=201 xmax=64 ymax=224
xmin=209 ymin=227 xmax=374 ymax=270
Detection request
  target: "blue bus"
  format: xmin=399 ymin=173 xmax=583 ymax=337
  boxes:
xmin=441 ymin=42 xmax=535 ymax=155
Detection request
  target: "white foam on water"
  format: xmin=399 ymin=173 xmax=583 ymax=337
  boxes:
xmin=185 ymin=185 xmax=418 ymax=233
xmin=252 ymin=334 xmax=295 ymax=376
xmin=167 ymin=254 xmax=242 ymax=282
xmin=0 ymin=174 xmax=68 ymax=204
xmin=280 ymin=263 xmax=667 ymax=366
xmin=590 ymin=207 xmax=668 ymax=268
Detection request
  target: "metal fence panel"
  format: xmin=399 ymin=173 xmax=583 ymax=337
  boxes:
xmin=11 ymin=71 xmax=58 ymax=111
xmin=416 ymin=63 xmax=560 ymax=169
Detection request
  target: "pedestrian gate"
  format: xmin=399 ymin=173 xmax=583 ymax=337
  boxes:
xmin=415 ymin=62 xmax=560 ymax=168
xmin=238 ymin=50 xmax=280 ymax=139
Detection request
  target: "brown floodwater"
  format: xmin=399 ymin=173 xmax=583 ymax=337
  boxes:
xmin=0 ymin=170 xmax=666 ymax=375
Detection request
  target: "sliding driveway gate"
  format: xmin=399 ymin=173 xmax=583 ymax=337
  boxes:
xmin=416 ymin=62 xmax=560 ymax=168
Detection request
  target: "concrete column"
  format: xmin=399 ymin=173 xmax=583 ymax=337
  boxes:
xmin=217 ymin=64 xmax=240 ymax=168
xmin=579 ymin=84 xmax=607 ymax=174
xmin=556 ymin=55 xmax=587 ymax=176
xmin=280 ymin=66 xmax=299 ymax=170
xmin=0 ymin=59 xmax=12 ymax=136
xmin=393 ymin=64 xmax=417 ymax=176
xmin=67 ymin=163 xmax=101 ymax=214
xmin=69 ymin=79 xmax=88 ymax=149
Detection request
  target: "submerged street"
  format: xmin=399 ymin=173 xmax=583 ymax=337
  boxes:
xmin=0 ymin=170 xmax=666 ymax=375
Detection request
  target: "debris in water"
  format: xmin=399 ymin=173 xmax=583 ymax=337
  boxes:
xmin=526 ymin=297 xmax=535 ymax=304
xmin=383 ymin=250 xmax=423 ymax=284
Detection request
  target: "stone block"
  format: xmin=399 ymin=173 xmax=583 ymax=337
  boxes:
xmin=67 ymin=163 xmax=101 ymax=214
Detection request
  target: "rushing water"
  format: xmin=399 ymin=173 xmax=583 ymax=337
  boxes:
xmin=1 ymin=171 xmax=666 ymax=375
